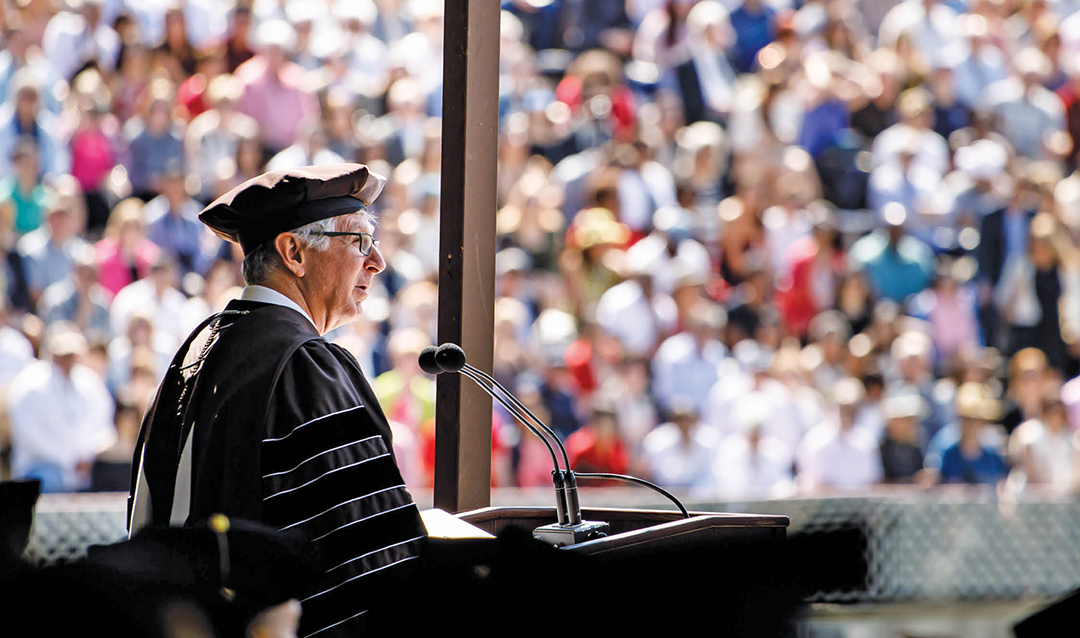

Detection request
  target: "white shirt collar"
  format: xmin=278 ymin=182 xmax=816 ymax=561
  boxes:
xmin=240 ymin=285 xmax=317 ymax=331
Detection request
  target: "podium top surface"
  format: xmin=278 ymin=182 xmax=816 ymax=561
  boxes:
xmin=456 ymin=506 xmax=789 ymax=555
xmin=459 ymin=505 xmax=789 ymax=528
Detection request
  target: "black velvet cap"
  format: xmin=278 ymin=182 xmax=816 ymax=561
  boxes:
xmin=199 ymin=163 xmax=386 ymax=253
xmin=86 ymin=515 xmax=323 ymax=635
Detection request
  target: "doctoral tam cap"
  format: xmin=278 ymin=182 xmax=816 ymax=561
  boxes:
xmin=87 ymin=515 xmax=322 ymax=635
xmin=199 ymin=163 xmax=386 ymax=253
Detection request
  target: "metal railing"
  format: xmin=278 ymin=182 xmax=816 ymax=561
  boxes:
xmin=23 ymin=487 xmax=1080 ymax=603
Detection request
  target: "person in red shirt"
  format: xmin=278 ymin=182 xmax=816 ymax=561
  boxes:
xmin=566 ymin=398 xmax=630 ymax=479
xmin=775 ymin=201 xmax=845 ymax=338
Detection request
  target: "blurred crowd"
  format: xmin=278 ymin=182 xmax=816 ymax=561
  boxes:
xmin=5 ymin=0 xmax=1080 ymax=500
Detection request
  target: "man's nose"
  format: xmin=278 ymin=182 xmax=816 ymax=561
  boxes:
xmin=366 ymin=244 xmax=386 ymax=274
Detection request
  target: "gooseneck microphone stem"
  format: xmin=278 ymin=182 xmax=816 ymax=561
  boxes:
xmin=428 ymin=343 xmax=570 ymax=471
xmin=457 ymin=362 xmax=583 ymax=526
xmin=426 ymin=343 xmax=688 ymax=544
xmin=457 ymin=364 xmax=583 ymax=526
xmin=461 ymin=363 xmax=571 ymax=471
xmin=420 ymin=344 xmax=574 ymax=525
xmin=461 ymin=357 xmax=689 ymax=523
xmin=456 ymin=367 xmax=562 ymax=473
xmin=453 ymin=367 xmax=573 ymax=526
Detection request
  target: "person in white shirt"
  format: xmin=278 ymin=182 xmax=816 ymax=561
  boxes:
xmin=184 ymin=74 xmax=260 ymax=201
xmin=984 ymin=47 xmax=1067 ymax=160
xmin=7 ymin=323 xmax=115 ymax=492
xmin=595 ymin=260 xmax=676 ymax=358
xmin=336 ymin=0 xmax=390 ymax=98
xmin=614 ymin=142 xmax=678 ymax=236
xmin=651 ymin=300 xmax=727 ymax=416
xmin=868 ymin=135 xmax=945 ymax=248
xmin=105 ymin=308 xmax=176 ymax=395
xmin=109 ymin=258 xmax=188 ymax=344
xmin=641 ymin=396 xmax=719 ymax=494
xmin=183 ymin=0 xmax=233 ymax=50
xmin=1009 ymin=394 xmax=1080 ymax=493
xmin=626 ymin=205 xmax=712 ymax=296
xmin=41 ymin=0 xmax=120 ymax=82
xmin=714 ymin=401 xmax=795 ymax=500
xmin=950 ymin=14 xmax=1010 ymax=110
xmin=877 ymin=0 xmax=962 ymax=70
xmin=265 ymin=120 xmax=347 ymax=172
xmin=870 ymin=87 xmax=951 ymax=178
xmin=121 ymin=0 xmax=175 ymax=50
xmin=386 ymin=3 xmax=444 ymax=106
xmin=797 ymin=377 xmax=884 ymax=492
xmin=763 ymin=193 xmax=812 ymax=283
xmin=599 ymin=356 xmax=658 ymax=461
xmin=707 ymin=339 xmax=804 ymax=458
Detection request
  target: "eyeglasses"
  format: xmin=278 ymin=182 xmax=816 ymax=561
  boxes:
xmin=310 ymin=231 xmax=380 ymax=256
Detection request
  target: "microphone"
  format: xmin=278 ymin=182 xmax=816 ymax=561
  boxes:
xmin=418 ymin=346 xmax=441 ymax=375
xmin=429 ymin=345 xmax=690 ymax=520
xmin=425 ymin=344 xmax=690 ymax=527
xmin=433 ymin=343 xmax=466 ymax=374
xmin=433 ymin=345 xmax=569 ymax=468
xmin=423 ymin=343 xmax=611 ymax=545
xmin=422 ymin=344 xmax=573 ymax=526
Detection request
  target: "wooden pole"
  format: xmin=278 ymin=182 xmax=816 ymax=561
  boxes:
xmin=434 ymin=0 xmax=499 ymax=512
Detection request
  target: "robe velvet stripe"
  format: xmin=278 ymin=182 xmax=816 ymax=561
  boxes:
xmin=263 ymin=452 xmax=391 ymax=500
xmin=263 ymin=405 xmax=367 ymax=443
xmin=258 ymin=342 xmax=427 ymax=637
xmin=262 ymin=434 xmax=385 ymax=480
xmin=306 ymin=610 xmax=369 ymax=638
xmin=299 ymin=542 xmax=423 ymax=638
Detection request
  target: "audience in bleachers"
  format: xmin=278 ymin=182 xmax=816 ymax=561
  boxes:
xmin=5 ymin=0 xmax=1080 ymax=498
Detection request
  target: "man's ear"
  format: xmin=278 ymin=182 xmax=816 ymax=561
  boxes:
xmin=274 ymin=233 xmax=306 ymax=278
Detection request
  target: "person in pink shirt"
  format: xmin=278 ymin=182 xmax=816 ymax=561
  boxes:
xmin=70 ymin=104 xmax=114 ymax=192
xmin=909 ymin=258 xmax=981 ymax=368
xmin=69 ymin=70 xmax=119 ymax=236
xmin=94 ymin=198 xmax=160 ymax=299
xmin=235 ymin=20 xmax=317 ymax=159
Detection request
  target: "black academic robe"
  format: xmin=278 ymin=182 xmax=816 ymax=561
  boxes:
xmin=129 ymin=299 xmax=427 ymax=637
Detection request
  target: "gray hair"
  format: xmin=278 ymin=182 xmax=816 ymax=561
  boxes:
xmin=241 ymin=217 xmax=335 ymax=285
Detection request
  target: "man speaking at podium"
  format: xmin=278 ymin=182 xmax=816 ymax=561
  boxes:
xmin=128 ymin=164 xmax=427 ymax=637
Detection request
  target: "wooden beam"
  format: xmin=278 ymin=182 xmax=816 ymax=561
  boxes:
xmin=434 ymin=0 xmax=499 ymax=513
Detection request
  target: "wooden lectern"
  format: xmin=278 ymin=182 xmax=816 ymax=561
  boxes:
xmin=458 ymin=505 xmax=789 ymax=554
xmin=401 ymin=505 xmax=798 ymax=637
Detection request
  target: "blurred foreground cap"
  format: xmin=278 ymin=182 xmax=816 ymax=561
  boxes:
xmin=87 ymin=515 xmax=321 ymax=635
xmin=199 ymin=164 xmax=385 ymax=253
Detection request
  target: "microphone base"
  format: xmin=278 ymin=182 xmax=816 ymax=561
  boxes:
xmin=533 ymin=520 xmax=611 ymax=547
